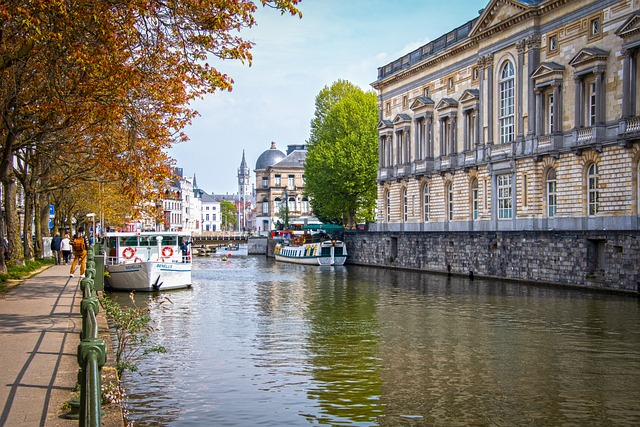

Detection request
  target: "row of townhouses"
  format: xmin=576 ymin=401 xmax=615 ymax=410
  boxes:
xmin=372 ymin=0 xmax=640 ymax=232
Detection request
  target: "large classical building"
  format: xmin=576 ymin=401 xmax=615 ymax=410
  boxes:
xmin=372 ymin=0 xmax=640 ymax=232
xmin=254 ymin=142 xmax=313 ymax=234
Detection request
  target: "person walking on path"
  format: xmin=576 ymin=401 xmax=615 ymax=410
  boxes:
xmin=50 ymin=232 xmax=62 ymax=265
xmin=60 ymin=234 xmax=71 ymax=264
xmin=69 ymin=227 xmax=88 ymax=278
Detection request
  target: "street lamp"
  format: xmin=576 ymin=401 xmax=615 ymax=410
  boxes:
xmin=86 ymin=213 xmax=96 ymax=242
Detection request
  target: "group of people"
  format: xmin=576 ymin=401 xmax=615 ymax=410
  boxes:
xmin=50 ymin=226 xmax=90 ymax=278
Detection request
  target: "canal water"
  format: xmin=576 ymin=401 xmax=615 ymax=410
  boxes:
xmin=111 ymin=255 xmax=640 ymax=426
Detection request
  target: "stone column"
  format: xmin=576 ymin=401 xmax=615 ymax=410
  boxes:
xmin=622 ymin=48 xmax=631 ymax=118
xmin=516 ymin=40 xmax=526 ymax=140
xmin=594 ymin=69 xmax=604 ymax=125
xmin=535 ymin=88 xmax=543 ymax=136
xmin=451 ymin=115 xmax=457 ymax=154
xmin=477 ymin=56 xmax=485 ymax=146
xmin=463 ymin=111 xmax=469 ymax=151
xmin=553 ymin=81 xmax=562 ymax=134
xmin=527 ymin=36 xmax=541 ymax=136
xmin=486 ymin=54 xmax=494 ymax=145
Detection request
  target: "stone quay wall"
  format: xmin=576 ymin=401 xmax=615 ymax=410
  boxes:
xmin=344 ymin=230 xmax=640 ymax=294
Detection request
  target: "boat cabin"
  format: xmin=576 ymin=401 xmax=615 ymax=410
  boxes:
xmin=103 ymin=232 xmax=192 ymax=265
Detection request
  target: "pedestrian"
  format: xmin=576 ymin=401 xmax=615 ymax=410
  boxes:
xmin=69 ymin=227 xmax=88 ymax=278
xmin=180 ymin=237 xmax=192 ymax=263
xmin=61 ymin=234 xmax=71 ymax=264
xmin=50 ymin=232 xmax=62 ymax=265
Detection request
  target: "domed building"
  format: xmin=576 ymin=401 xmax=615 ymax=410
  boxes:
xmin=254 ymin=141 xmax=312 ymax=235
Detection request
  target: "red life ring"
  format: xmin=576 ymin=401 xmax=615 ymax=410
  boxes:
xmin=162 ymin=246 xmax=174 ymax=257
xmin=123 ymin=247 xmax=135 ymax=259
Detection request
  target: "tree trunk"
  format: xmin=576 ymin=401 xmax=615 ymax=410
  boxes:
xmin=22 ymin=187 xmax=34 ymax=261
xmin=35 ymin=191 xmax=50 ymax=258
xmin=4 ymin=173 xmax=24 ymax=265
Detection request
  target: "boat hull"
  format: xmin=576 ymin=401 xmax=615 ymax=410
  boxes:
xmin=105 ymin=261 xmax=192 ymax=291
xmin=274 ymin=241 xmax=347 ymax=266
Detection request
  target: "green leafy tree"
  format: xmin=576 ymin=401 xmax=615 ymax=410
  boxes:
xmin=220 ymin=200 xmax=238 ymax=230
xmin=305 ymin=82 xmax=378 ymax=228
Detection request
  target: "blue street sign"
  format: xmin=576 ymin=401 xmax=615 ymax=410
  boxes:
xmin=49 ymin=204 xmax=55 ymax=217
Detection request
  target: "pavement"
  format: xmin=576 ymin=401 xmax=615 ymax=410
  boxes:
xmin=0 ymin=264 xmax=122 ymax=427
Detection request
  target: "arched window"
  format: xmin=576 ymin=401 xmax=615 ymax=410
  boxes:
xmin=471 ymin=179 xmax=479 ymax=220
xmin=288 ymin=197 xmax=296 ymax=212
xmin=301 ymin=198 xmax=309 ymax=214
xmin=499 ymin=61 xmax=515 ymax=144
xmin=447 ymin=182 xmax=454 ymax=221
xmin=274 ymin=197 xmax=281 ymax=213
xmin=423 ymin=183 xmax=431 ymax=222
xmin=546 ymin=169 xmax=557 ymax=217
xmin=587 ymin=163 xmax=599 ymax=216
xmin=402 ymin=188 xmax=408 ymax=222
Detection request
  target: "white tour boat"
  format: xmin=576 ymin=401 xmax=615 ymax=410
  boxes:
xmin=103 ymin=231 xmax=192 ymax=291
xmin=274 ymin=224 xmax=347 ymax=266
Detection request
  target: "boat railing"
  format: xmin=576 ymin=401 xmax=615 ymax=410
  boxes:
xmin=105 ymin=246 xmax=192 ymax=266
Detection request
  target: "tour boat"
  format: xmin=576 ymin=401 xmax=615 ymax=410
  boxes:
xmin=274 ymin=224 xmax=347 ymax=266
xmin=103 ymin=231 xmax=192 ymax=291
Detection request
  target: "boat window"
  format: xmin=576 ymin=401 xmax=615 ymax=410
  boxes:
xmin=161 ymin=235 xmax=178 ymax=246
xmin=119 ymin=236 xmax=139 ymax=247
xmin=138 ymin=235 xmax=157 ymax=246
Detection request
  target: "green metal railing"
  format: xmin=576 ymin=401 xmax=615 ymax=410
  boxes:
xmin=77 ymin=247 xmax=106 ymax=426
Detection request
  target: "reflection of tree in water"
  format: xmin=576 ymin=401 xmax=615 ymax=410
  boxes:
xmin=305 ymin=270 xmax=384 ymax=425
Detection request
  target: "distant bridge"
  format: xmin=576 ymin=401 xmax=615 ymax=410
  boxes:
xmin=192 ymin=233 xmax=249 ymax=245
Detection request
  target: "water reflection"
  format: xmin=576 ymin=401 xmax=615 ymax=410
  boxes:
xmin=109 ymin=257 xmax=640 ymax=426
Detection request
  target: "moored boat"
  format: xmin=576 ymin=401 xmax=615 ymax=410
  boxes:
xmin=274 ymin=224 xmax=347 ymax=266
xmin=103 ymin=231 xmax=192 ymax=291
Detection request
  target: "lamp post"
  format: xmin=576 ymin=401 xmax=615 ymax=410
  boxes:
xmin=86 ymin=213 xmax=96 ymax=242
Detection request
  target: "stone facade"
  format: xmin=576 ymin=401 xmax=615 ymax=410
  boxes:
xmin=373 ymin=0 xmax=640 ymax=233
xmin=345 ymin=230 xmax=640 ymax=293
xmin=254 ymin=143 xmax=313 ymax=234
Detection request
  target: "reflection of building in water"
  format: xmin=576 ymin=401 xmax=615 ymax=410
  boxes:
xmin=374 ymin=0 xmax=640 ymax=233
xmin=304 ymin=268 xmax=384 ymax=425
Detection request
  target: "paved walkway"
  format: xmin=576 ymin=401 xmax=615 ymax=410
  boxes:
xmin=0 ymin=264 xmax=85 ymax=426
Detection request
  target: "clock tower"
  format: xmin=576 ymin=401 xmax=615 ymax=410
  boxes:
xmin=238 ymin=150 xmax=250 ymax=198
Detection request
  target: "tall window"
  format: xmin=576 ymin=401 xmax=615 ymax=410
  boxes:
xmin=587 ymin=163 xmax=599 ymax=216
xmin=497 ymin=175 xmax=513 ymax=219
xmin=262 ymin=177 xmax=268 ymax=188
xmin=546 ymin=169 xmax=557 ymax=217
xmin=588 ymin=81 xmax=597 ymax=126
xmin=471 ymin=179 xmax=479 ymax=220
xmin=274 ymin=174 xmax=281 ymax=187
xmin=385 ymin=190 xmax=391 ymax=222
xmin=403 ymin=188 xmax=408 ymax=222
xmin=288 ymin=197 xmax=295 ymax=212
xmin=423 ymin=184 xmax=431 ymax=222
xmin=262 ymin=199 xmax=269 ymax=214
xmin=301 ymin=198 xmax=309 ymax=214
xmin=274 ymin=198 xmax=281 ymax=212
xmin=447 ymin=182 xmax=454 ymax=221
xmin=396 ymin=132 xmax=404 ymax=164
xmin=288 ymin=175 xmax=295 ymax=190
xmin=499 ymin=61 xmax=515 ymax=144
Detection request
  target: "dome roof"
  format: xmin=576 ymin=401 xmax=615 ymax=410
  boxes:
xmin=255 ymin=141 xmax=286 ymax=170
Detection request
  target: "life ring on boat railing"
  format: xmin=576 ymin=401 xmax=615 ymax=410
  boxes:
xmin=133 ymin=257 xmax=143 ymax=263
xmin=122 ymin=247 xmax=135 ymax=259
xmin=161 ymin=246 xmax=174 ymax=257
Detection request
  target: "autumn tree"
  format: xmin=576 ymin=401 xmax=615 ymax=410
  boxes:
xmin=0 ymin=0 xmax=301 ymax=271
xmin=305 ymin=82 xmax=378 ymax=228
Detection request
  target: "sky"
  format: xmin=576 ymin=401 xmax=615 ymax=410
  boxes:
xmin=169 ymin=0 xmax=489 ymax=195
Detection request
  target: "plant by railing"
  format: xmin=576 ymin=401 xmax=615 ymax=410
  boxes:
xmin=99 ymin=293 xmax=169 ymax=376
